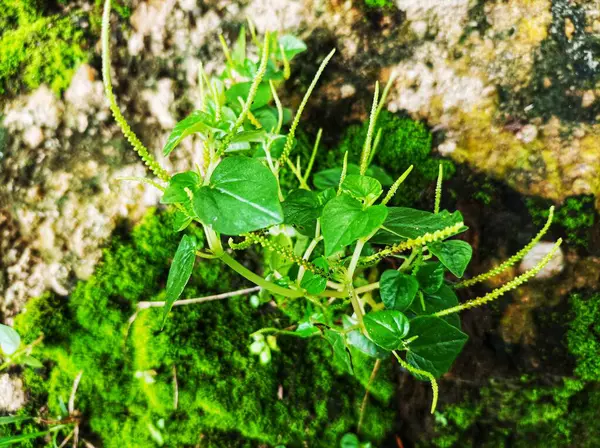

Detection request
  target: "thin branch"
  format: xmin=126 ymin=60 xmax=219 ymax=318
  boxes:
xmin=172 ymin=365 xmax=179 ymax=410
xmin=68 ymin=371 xmax=83 ymax=414
xmin=358 ymin=359 xmax=381 ymax=434
xmin=137 ymin=286 xmax=261 ymax=309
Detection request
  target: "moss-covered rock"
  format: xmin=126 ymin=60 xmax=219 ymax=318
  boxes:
xmin=0 ymin=1 xmax=87 ymax=95
xmin=316 ymin=110 xmax=454 ymax=206
xmin=527 ymin=195 xmax=597 ymax=249
xmin=429 ymin=291 xmax=600 ymax=447
xmin=11 ymin=209 xmax=395 ymax=447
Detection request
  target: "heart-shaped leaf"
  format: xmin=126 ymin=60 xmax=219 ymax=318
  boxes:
xmin=0 ymin=324 xmax=20 ymax=355
xmin=364 ymin=310 xmax=410 ymax=351
xmin=313 ymin=164 xmax=393 ymax=190
xmin=295 ymin=322 xmax=322 ymax=338
xmin=323 ymin=330 xmax=353 ymax=375
xmin=372 ymin=208 xmax=465 ymax=244
xmin=321 ymin=194 xmax=388 ymax=256
xmin=225 ymin=82 xmax=272 ymax=111
xmin=416 ymin=262 xmax=445 ymax=294
xmin=278 ymin=34 xmax=307 ymax=60
xmin=161 ymin=235 xmax=198 ymax=327
xmin=163 ymin=111 xmax=221 ymax=156
xmin=379 ymin=270 xmax=419 ymax=311
xmin=341 ymin=175 xmax=382 ymax=203
xmin=161 ymin=171 xmax=201 ymax=204
xmin=410 ymin=285 xmax=461 ymax=329
xmin=342 ymin=315 xmax=388 ymax=359
xmin=194 ymin=157 xmax=283 ymax=235
xmin=429 ymin=240 xmax=472 ymax=278
xmin=282 ymin=189 xmax=322 ymax=236
xmin=300 ymin=257 xmax=328 ymax=294
xmin=405 ymin=316 xmax=468 ymax=379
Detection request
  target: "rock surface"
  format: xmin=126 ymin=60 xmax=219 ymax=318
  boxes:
xmin=385 ymin=0 xmax=600 ymax=207
xmin=0 ymin=374 xmax=25 ymax=412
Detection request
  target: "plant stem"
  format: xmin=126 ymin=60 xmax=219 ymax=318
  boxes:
xmin=219 ymin=252 xmax=304 ymax=298
xmin=358 ymin=359 xmax=381 ymax=433
xmin=297 ymin=236 xmax=323 ymax=284
xmin=346 ymin=240 xmax=367 ymax=330
xmin=137 ymin=286 xmax=261 ymax=309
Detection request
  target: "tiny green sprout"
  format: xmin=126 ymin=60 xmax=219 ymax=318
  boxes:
xmin=101 ymin=0 xmax=562 ymax=421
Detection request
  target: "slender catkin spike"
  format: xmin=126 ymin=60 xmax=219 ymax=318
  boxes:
xmin=303 ymin=128 xmax=322 ymax=183
xmin=116 ymin=177 xmax=166 ymax=191
xmin=247 ymin=109 xmax=262 ymax=129
xmin=360 ymin=81 xmax=380 ymax=176
xmin=280 ymin=44 xmax=291 ymax=79
xmin=247 ymin=17 xmax=260 ymax=48
xmin=367 ymin=127 xmax=382 ymax=166
xmin=436 ymin=239 xmax=562 ymax=316
xmin=228 ymin=237 xmax=255 ymax=251
xmin=393 ymin=351 xmax=438 ymax=414
xmin=101 ymin=0 xmax=169 ymax=182
xmin=278 ymin=48 xmax=336 ymax=165
xmin=269 ymin=80 xmax=283 ymax=134
xmin=218 ymin=34 xmax=233 ymax=66
xmin=363 ymin=222 xmax=464 ymax=264
xmin=434 ymin=164 xmax=443 ymax=214
xmin=210 ymin=79 xmax=222 ymax=121
xmin=375 ymin=71 xmax=396 ymax=121
xmin=218 ymin=32 xmax=271 ymax=156
xmin=237 ymin=97 xmax=262 ymax=128
xmin=198 ymin=62 xmax=206 ymax=112
xmin=245 ymin=233 xmax=328 ymax=277
xmin=381 ymin=165 xmax=414 ymax=205
xmin=455 ymin=206 xmax=555 ymax=289
xmin=337 ymin=151 xmax=349 ymax=195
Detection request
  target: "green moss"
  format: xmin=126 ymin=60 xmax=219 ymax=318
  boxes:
xmin=568 ymin=293 xmax=600 ymax=381
xmin=363 ymin=0 xmax=395 ymax=9
xmin=0 ymin=0 xmax=87 ymax=95
xmin=429 ymin=291 xmax=600 ymax=447
xmin=320 ymin=111 xmax=454 ymax=206
xmin=13 ymin=209 xmax=395 ymax=447
xmin=500 ymin=0 xmax=600 ymax=122
xmin=430 ymin=377 xmax=600 ymax=448
xmin=526 ymin=195 xmax=596 ymax=248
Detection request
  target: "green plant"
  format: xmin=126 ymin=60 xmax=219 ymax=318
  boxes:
xmin=101 ymin=0 xmax=561 ymax=418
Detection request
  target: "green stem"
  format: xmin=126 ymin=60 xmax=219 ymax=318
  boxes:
xmin=219 ymin=252 xmax=304 ymax=298
xmin=346 ymin=240 xmax=367 ymax=330
xmin=297 ymin=236 xmax=323 ymax=284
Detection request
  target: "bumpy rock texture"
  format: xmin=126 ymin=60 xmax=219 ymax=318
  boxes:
xmin=1 ymin=0 xmax=311 ymax=315
xmin=385 ymin=0 xmax=600 ymax=207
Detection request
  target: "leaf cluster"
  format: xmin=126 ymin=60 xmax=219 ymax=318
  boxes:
xmin=99 ymin=0 xmax=562 ymax=417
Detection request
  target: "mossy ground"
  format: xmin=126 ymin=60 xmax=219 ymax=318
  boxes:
xmin=7 ymin=209 xmax=395 ymax=447
xmin=0 ymin=0 xmax=131 ymax=96
xmin=430 ymin=292 xmax=600 ymax=448
xmin=0 ymin=1 xmax=87 ymax=95
xmin=526 ymin=195 xmax=597 ymax=250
